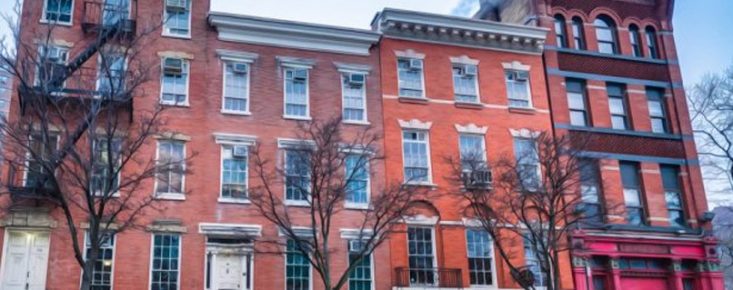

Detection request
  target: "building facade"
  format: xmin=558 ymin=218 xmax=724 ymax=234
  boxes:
xmin=476 ymin=0 xmax=723 ymax=290
xmin=0 ymin=1 xmax=723 ymax=290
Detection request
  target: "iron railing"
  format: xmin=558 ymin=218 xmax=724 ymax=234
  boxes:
xmin=394 ymin=267 xmax=463 ymax=288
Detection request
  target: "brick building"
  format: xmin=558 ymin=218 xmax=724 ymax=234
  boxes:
xmin=476 ymin=1 xmax=723 ymax=290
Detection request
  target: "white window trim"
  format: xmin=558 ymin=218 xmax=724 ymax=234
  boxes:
xmin=505 ymin=69 xmax=534 ymax=109
xmin=465 ymin=228 xmax=499 ymax=289
xmin=159 ymin=58 xmax=191 ymax=107
xmin=40 ymin=0 xmax=74 ymax=26
xmin=340 ymin=71 xmax=370 ymax=125
xmin=398 ymin=119 xmax=432 ymax=130
xmin=148 ymin=233 xmax=182 ymax=290
xmin=455 ymin=123 xmax=488 ymax=135
xmin=344 ymin=239 xmax=375 ymax=290
xmin=220 ymin=61 xmax=252 ymax=115
xmin=153 ymin=140 xmax=186 ymax=200
xmin=282 ymin=148 xmax=312 ymax=207
xmin=95 ymin=53 xmax=128 ymax=99
xmin=406 ymin=226 xmax=439 ymax=286
xmin=282 ymin=66 xmax=312 ymax=120
xmin=162 ymin=0 xmax=192 ymax=39
xmin=459 ymin=133 xmax=488 ymax=164
xmin=218 ymin=145 xmax=250 ymax=204
xmin=396 ymin=57 xmax=426 ymax=99
xmin=401 ymin=129 xmax=434 ymax=186
xmin=452 ymin=62 xmax=481 ymax=104
xmin=344 ymin=154 xmax=371 ymax=210
xmin=283 ymin=238 xmax=313 ymax=290
xmin=80 ymin=231 xmax=116 ymax=290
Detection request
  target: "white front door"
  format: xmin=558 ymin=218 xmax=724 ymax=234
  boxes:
xmin=1 ymin=231 xmax=51 ymax=290
xmin=214 ymin=254 xmax=246 ymax=290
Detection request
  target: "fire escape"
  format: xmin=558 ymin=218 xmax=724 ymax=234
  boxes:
xmin=7 ymin=0 xmax=137 ymax=200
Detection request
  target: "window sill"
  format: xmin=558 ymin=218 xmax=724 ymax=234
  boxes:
xmin=39 ymin=19 xmax=73 ymax=27
xmin=342 ymin=120 xmax=371 ymax=126
xmin=398 ymin=96 xmax=429 ymax=105
xmin=161 ymin=33 xmax=192 ymax=40
xmin=403 ymin=181 xmax=438 ymax=188
xmin=508 ymin=106 xmax=536 ymax=115
xmin=454 ymin=101 xmax=483 ymax=110
xmin=155 ymin=193 xmax=186 ymax=201
xmin=221 ymin=110 xmax=252 ymax=116
xmin=160 ymin=101 xmax=190 ymax=108
xmin=217 ymin=197 xmax=251 ymax=204
xmin=344 ymin=203 xmax=370 ymax=210
xmin=283 ymin=115 xmax=312 ymax=121
xmin=284 ymin=200 xmax=310 ymax=207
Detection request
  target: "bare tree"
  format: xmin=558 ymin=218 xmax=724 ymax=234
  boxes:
xmin=0 ymin=2 xmax=184 ymax=290
xmin=248 ymin=117 xmax=424 ymax=290
xmin=447 ymin=132 xmax=604 ymax=290
xmin=688 ymin=65 xmax=733 ymax=193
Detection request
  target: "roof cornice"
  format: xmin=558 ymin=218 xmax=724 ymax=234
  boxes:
xmin=373 ymin=8 xmax=548 ymax=54
xmin=208 ymin=12 xmax=381 ymax=56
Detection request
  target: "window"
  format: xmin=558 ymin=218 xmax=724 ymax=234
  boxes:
xmin=342 ymin=72 xmax=367 ymax=122
xmin=594 ymin=16 xmax=618 ymax=54
xmin=345 ymin=154 xmax=369 ymax=207
xmin=348 ymin=240 xmax=372 ymax=290
xmin=607 ymin=83 xmax=629 ymax=130
xmin=620 ymin=162 xmax=645 ymax=226
xmin=645 ymin=27 xmax=659 ymax=59
xmin=523 ymin=237 xmax=547 ymax=287
xmin=579 ymin=159 xmax=603 ymax=224
xmin=101 ymin=0 xmax=130 ymax=27
xmin=43 ymin=0 xmax=73 ymax=23
xmin=459 ymin=134 xmax=486 ymax=171
xmin=629 ymin=25 xmax=643 ymax=57
xmin=661 ymin=165 xmax=685 ymax=227
xmin=220 ymin=145 xmax=248 ymax=200
xmin=163 ymin=0 xmax=191 ymax=37
xmin=285 ymin=150 xmax=311 ymax=203
xmin=571 ymin=17 xmax=586 ymax=50
xmin=36 ymin=45 xmax=69 ymax=89
xmin=160 ymin=58 xmax=189 ymax=106
xmin=466 ymin=229 xmax=494 ymax=286
xmin=514 ymin=137 xmax=540 ymax=190
xmin=91 ymin=138 xmax=121 ymax=195
xmin=647 ymin=88 xmax=668 ymax=133
xmin=222 ymin=62 xmax=250 ymax=113
xmin=97 ymin=54 xmax=126 ymax=97
xmin=150 ymin=234 xmax=180 ymax=290
xmin=397 ymin=58 xmax=424 ymax=98
xmin=284 ymin=68 xmax=309 ymax=118
xmin=25 ymin=135 xmax=58 ymax=189
xmin=566 ymin=79 xmax=589 ymax=126
xmin=683 ymin=278 xmax=695 ymax=290
xmin=618 ymin=258 xmax=667 ymax=270
xmin=505 ymin=70 xmax=531 ymax=108
xmin=155 ymin=140 xmax=185 ymax=196
xmin=84 ymin=232 xmax=115 ymax=290
xmin=286 ymin=239 xmax=310 ymax=290
xmin=554 ymin=15 xmax=567 ymax=48
xmin=407 ymin=227 xmax=435 ymax=286
xmin=453 ymin=64 xmax=479 ymax=103
xmin=402 ymin=130 xmax=430 ymax=183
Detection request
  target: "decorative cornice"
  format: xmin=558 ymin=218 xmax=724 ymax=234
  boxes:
xmin=213 ymin=133 xmax=257 ymax=145
xmin=450 ymin=55 xmax=479 ymax=65
xmin=333 ymin=62 xmax=372 ymax=74
xmin=157 ymin=51 xmax=194 ymax=60
xmin=199 ymin=223 xmax=262 ymax=237
xmin=395 ymin=49 xmax=425 ymax=59
xmin=509 ymin=128 xmax=541 ymax=138
xmin=208 ymin=12 xmax=380 ymax=56
xmin=277 ymin=138 xmax=316 ymax=149
xmin=398 ymin=119 xmax=432 ymax=130
xmin=216 ymin=49 xmax=259 ymax=63
xmin=373 ymin=8 xmax=547 ymax=55
xmin=276 ymin=56 xmax=317 ymax=69
xmin=455 ymin=123 xmax=488 ymax=134
xmin=502 ymin=60 xmax=530 ymax=71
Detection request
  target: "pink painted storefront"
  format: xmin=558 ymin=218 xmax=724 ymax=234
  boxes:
xmin=570 ymin=229 xmax=723 ymax=290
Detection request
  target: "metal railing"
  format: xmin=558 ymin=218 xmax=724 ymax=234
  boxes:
xmin=394 ymin=267 xmax=463 ymax=288
xmin=82 ymin=0 xmax=136 ymax=35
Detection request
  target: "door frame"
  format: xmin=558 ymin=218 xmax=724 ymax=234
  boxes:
xmin=205 ymin=243 xmax=254 ymax=290
xmin=0 ymin=228 xmax=52 ymax=289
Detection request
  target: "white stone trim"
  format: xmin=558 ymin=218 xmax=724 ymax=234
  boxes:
xmin=339 ymin=229 xmax=375 ymax=240
xmin=394 ymin=49 xmax=425 ymax=59
xmin=199 ymin=223 xmax=262 ymax=237
xmin=277 ymin=138 xmax=316 ymax=149
xmin=455 ymin=123 xmax=488 ymax=134
xmin=450 ymin=55 xmax=480 ymax=65
xmin=502 ymin=61 xmax=530 ymax=71
xmin=398 ymin=119 xmax=432 ymax=130
xmin=157 ymin=51 xmax=194 ymax=60
xmin=276 ymin=56 xmax=316 ymax=69
xmin=278 ymin=226 xmax=315 ymax=238
xmin=509 ymin=128 xmax=541 ymax=138
xmin=462 ymin=218 xmax=484 ymax=228
xmin=333 ymin=62 xmax=372 ymax=74
xmin=215 ymin=49 xmax=259 ymax=63
xmin=213 ymin=133 xmax=257 ymax=146
xmin=402 ymin=215 xmax=438 ymax=225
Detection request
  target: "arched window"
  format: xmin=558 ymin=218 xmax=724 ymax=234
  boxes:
xmin=571 ymin=17 xmax=586 ymax=50
xmin=554 ymin=15 xmax=567 ymax=48
xmin=629 ymin=25 xmax=642 ymax=57
xmin=645 ymin=27 xmax=659 ymax=59
xmin=594 ymin=16 xmax=618 ymax=54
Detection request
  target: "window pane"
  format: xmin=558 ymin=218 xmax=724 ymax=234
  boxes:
xmin=151 ymin=234 xmax=180 ymax=290
xmin=408 ymin=227 xmax=435 ymax=285
xmin=286 ymin=240 xmax=310 ymax=290
xmin=286 ymin=150 xmax=311 ymax=201
xmin=570 ymin=111 xmax=588 ymax=126
xmin=398 ymin=59 xmax=424 ymax=97
xmin=343 ymin=74 xmax=367 ymax=121
xmin=345 ymin=155 xmax=369 ymax=204
xmin=608 ymin=98 xmax=626 ymax=115
xmin=224 ymin=63 xmax=249 ymax=112
xmin=466 ymin=229 xmax=494 ymax=286
xmin=648 ymin=100 xmax=663 ymax=117
xmin=221 ymin=146 xmax=248 ymax=199
xmin=403 ymin=131 xmax=430 ymax=182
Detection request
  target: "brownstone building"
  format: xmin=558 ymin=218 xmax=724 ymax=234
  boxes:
xmin=476 ymin=1 xmax=723 ymax=290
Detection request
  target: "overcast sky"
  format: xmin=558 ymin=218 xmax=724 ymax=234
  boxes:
xmin=0 ymin=0 xmax=731 ymax=203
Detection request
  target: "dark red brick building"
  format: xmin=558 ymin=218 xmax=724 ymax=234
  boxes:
xmin=476 ymin=1 xmax=723 ymax=290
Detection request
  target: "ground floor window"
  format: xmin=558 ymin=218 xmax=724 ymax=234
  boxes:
xmin=407 ymin=227 xmax=435 ymax=285
xmin=150 ymin=234 xmax=181 ymax=290
xmin=466 ymin=229 xmax=494 ymax=286
xmin=286 ymin=239 xmax=310 ymax=290
xmin=348 ymin=240 xmax=372 ymax=290
xmin=84 ymin=232 xmax=115 ymax=290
